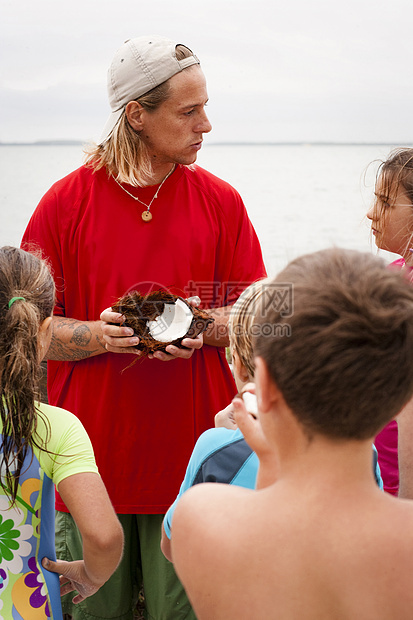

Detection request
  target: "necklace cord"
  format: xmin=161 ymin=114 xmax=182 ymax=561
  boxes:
xmin=113 ymin=165 xmax=176 ymax=212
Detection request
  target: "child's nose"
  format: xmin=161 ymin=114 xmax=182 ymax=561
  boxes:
xmin=366 ymin=206 xmax=375 ymax=221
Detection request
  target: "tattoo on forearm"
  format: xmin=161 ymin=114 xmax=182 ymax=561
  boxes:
xmin=49 ymin=336 xmax=95 ymax=360
xmin=47 ymin=318 xmax=106 ymax=361
xmin=70 ymin=324 xmax=92 ymax=347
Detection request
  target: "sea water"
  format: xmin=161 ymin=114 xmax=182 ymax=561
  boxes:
xmin=0 ymin=142 xmax=401 ymax=274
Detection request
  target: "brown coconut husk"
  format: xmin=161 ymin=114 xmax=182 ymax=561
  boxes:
xmin=112 ymin=290 xmax=214 ymax=356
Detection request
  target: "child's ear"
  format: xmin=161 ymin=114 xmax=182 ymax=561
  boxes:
xmin=255 ymin=356 xmax=280 ymax=413
xmin=232 ymin=351 xmax=249 ymax=382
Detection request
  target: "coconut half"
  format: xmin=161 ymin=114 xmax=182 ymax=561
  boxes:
xmin=147 ymin=298 xmax=194 ymax=343
xmin=111 ymin=290 xmax=214 ymax=356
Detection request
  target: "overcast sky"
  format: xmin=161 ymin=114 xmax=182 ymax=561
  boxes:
xmin=2 ymin=0 xmax=413 ymax=145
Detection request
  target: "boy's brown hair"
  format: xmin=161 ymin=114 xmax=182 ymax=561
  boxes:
xmin=254 ymin=248 xmax=413 ymax=440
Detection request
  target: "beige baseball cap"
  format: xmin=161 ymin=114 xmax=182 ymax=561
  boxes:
xmin=100 ymin=36 xmax=200 ymax=144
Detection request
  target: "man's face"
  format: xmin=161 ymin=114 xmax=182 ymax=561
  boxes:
xmin=139 ymin=66 xmax=212 ymax=168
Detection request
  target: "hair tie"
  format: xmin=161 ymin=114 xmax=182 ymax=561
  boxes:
xmin=8 ymin=296 xmax=26 ymax=308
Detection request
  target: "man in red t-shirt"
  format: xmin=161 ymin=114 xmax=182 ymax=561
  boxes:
xmin=22 ymin=36 xmax=266 ymax=620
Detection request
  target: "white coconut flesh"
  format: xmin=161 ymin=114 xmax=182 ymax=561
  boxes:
xmin=147 ymin=298 xmax=194 ymax=343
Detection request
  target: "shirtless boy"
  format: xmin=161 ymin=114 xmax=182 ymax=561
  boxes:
xmin=171 ymin=247 xmax=413 ymax=620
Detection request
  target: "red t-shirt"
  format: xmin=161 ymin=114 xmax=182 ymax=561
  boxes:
xmin=22 ymin=164 xmax=266 ymax=513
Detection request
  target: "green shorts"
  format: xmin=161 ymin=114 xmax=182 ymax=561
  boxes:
xmin=55 ymin=511 xmax=196 ymax=620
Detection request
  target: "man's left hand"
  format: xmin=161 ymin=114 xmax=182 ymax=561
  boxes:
xmin=149 ymin=335 xmax=203 ymax=361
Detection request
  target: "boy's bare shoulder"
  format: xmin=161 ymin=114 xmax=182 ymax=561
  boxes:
xmin=174 ymin=482 xmax=254 ymax=533
xmin=380 ymin=495 xmax=413 ymax=546
xmin=172 ymin=483 xmax=261 ymax=618
xmin=172 ymin=482 xmax=255 ymax=562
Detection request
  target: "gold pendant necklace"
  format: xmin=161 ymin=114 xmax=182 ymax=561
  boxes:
xmin=113 ymin=165 xmax=176 ymax=222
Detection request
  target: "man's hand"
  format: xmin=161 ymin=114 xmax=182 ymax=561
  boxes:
xmin=149 ymin=335 xmax=203 ymax=361
xmin=42 ymin=558 xmax=103 ymax=604
xmin=100 ymin=308 xmax=142 ymax=355
xmin=100 ymin=307 xmax=203 ymax=361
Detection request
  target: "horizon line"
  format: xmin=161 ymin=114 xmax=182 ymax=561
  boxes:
xmin=0 ymin=140 xmax=411 ymax=147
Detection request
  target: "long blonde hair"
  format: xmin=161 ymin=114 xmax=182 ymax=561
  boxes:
xmin=84 ymin=44 xmax=196 ymax=187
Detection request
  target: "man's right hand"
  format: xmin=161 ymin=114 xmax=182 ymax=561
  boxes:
xmin=100 ymin=308 xmax=142 ymax=355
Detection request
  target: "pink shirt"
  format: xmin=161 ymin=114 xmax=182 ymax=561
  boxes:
xmin=375 ymin=258 xmax=413 ymax=495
